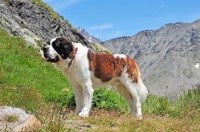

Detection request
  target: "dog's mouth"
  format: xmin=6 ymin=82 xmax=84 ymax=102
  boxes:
xmin=41 ymin=46 xmax=60 ymax=63
xmin=44 ymin=56 xmax=59 ymax=63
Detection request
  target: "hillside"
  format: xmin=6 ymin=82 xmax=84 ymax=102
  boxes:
xmin=0 ymin=0 xmax=91 ymax=49
xmin=102 ymin=20 xmax=200 ymax=99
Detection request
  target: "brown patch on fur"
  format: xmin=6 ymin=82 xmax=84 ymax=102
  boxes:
xmin=126 ymin=56 xmax=139 ymax=83
xmin=87 ymin=51 xmax=139 ymax=83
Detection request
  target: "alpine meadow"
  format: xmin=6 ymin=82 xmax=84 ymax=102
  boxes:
xmin=1 ymin=26 xmax=200 ymax=132
xmin=0 ymin=0 xmax=200 ymax=131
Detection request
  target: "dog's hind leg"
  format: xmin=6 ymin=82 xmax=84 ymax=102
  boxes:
xmin=120 ymin=78 xmax=142 ymax=119
xmin=115 ymin=83 xmax=136 ymax=114
xmin=123 ymin=82 xmax=142 ymax=119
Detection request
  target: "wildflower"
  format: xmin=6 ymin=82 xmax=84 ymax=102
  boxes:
xmin=62 ymin=88 xmax=69 ymax=93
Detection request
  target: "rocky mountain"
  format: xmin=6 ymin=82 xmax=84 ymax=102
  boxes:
xmin=75 ymin=27 xmax=101 ymax=43
xmin=102 ymin=20 xmax=200 ymax=99
xmin=0 ymin=0 xmax=92 ymax=49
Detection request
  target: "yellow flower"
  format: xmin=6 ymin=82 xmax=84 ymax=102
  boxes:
xmin=62 ymin=88 xmax=69 ymax=93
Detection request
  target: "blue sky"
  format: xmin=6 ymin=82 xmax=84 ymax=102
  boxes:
xmin=43 ymin=0 xmax=200 ymax=41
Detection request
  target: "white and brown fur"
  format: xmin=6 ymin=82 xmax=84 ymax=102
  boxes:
xmin=41 ymin=38 xmax=148 ymax=119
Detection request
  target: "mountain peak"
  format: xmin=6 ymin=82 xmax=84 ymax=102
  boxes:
xmin=75 ymin=27 xmax=101 ymax=43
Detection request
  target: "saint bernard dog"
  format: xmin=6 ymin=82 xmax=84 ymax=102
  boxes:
xmin=41 ymin=38 xmax=148 ymax=119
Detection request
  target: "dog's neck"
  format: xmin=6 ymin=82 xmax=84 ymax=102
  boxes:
xmin=68 ymin=45 xmax=77 ymax=68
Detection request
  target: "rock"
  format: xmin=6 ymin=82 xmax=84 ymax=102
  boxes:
xmin=0 ymin=106 xmax=41 ymax=132
xmin=0 ymin=0 xmax=92 ymax=49
xmin=14 ymin=116 xmax=41 ymax=132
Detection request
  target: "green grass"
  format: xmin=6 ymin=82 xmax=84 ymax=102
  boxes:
xmin=0 ymin=27 xmax=200 ymax=131
xmin=0 ymin=28 xmax=73 ymax=110
xmin=93 ymin=88 xmax=128 ymax=113
xmin=142 ymin=95 xmax=172 ymax=115
xmin=143 ymin=87 xmax=200 ymax=119
xmin=173 ymin=87 xmax=200 ymax=119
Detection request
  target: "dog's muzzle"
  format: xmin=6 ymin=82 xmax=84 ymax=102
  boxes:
xmin=42 ymin=46 xmax=59 ymax=63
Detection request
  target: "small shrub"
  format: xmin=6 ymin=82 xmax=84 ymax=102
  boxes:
xmin=50 ymin=87 xmax=129 ymax=114
xmin=92 ymin=88 xmax=128 ymax=113
xmin=172 ymin=85 xmax=200 ymax=118
xmin=142 ymin=95 xmax=172 ymax=115
xmin=50 ymin=88 xmax=76 ymax=107
xmin=34 ymin=104 xmax=68 ymax=132
xmin=142 ymin=85 xmax=200 ymax=119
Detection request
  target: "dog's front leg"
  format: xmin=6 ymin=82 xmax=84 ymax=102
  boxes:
xmin=78 ymin=80 xmax=94 ymax=117
xmin=69 ymin=82 xmax=84 ymax=115
xmin=73 ymin=87 xmax=84 ymax=115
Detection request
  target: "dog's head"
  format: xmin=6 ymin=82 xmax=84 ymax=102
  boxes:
xmin=41 ymin=38 xmax=73 ymax=63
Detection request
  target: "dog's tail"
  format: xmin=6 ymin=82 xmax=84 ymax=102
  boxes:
xmin=137 ymin=76 xmax=149 ymax=103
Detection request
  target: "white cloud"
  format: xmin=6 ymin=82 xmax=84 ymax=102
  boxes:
xmin=113 ymin=31 xmax=121 ymax=36
xmin=58 ymin=0 xmax=81 ymax=9
xmin=43 ymin=0 xmax=81 ymax=10
xmin=108 ymin=31 xmax=122 ymax=37
xmin=89 ymin=24 xmax=113 ymax=31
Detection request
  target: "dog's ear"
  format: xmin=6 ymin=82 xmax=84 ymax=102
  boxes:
xmin=52 ymin=38 xmax=61 ymax=48
xmin=63 ymin=41 xmax=73 ymax=59
xmin=52 ymin=38 xmax=73 ymax=59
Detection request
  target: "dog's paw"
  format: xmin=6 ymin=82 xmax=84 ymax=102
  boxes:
xmin=78 ymin=111 xmax=89 ymax=118
xmin=136 ymin=114 xmax=143 ymax=120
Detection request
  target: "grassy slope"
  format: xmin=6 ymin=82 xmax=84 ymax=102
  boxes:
xmin=0 ymin=28 xmax=74 ymax=110
xmin=0 ymin=28 xmax=200 ymax=131
xmin=0 ymin=27 xmax=127 ymax=111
